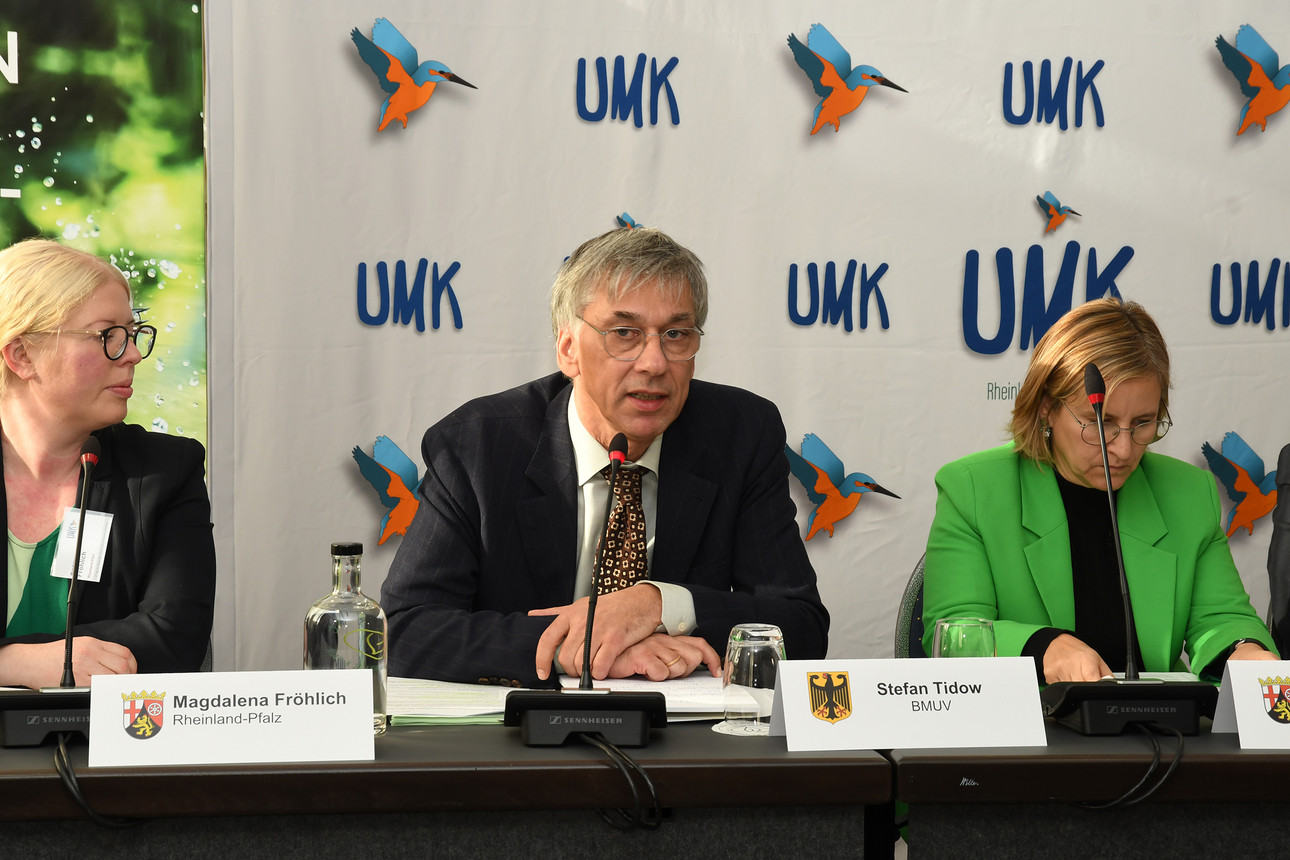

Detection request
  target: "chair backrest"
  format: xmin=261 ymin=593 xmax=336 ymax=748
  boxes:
xmin=894 ymin=553 xmax=927 ymax=658
xmin=1268 ymin=444 xmax=1290 ymax=655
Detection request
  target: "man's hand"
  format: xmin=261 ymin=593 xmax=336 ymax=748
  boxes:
xmin=605 ymin=633 xmax=721 ymax=681
xmin=0 ymin=637 xmax=137 ymax=689
xmin=1042 ymin=633 xmax=1113 ymax=683
xmin=529 ymin=584 xmax=663 ymax=680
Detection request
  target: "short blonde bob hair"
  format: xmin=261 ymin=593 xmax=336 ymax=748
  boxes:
xmin=550 ymin=226 xmax=707 ymax=336
xmin=1010 ymin=297 xmax=1171 ymax=464
xmin=0 ymin=238 xmax=131 ymax=397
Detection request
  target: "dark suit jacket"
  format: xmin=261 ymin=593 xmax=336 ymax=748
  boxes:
xmin=1 ymin=423 xmax=216 ymax=673
xmin=382 ymin=373 xmax=828 ymax=686
xmin=1269 ymin=444 xmax=1290 ymax=654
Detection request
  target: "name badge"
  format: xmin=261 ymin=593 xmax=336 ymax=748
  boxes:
xmin=770 ymin=658 xmax=1046 ymax=751
xmin=1213 ymin=660 xmax=1290 ymax=748
xmin=52 ymin=509 xmax=112 ymax=583
xmin=89 ymin=669 xmax=374 ymax=767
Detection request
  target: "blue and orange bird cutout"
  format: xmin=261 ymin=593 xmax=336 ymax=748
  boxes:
xmin=1202 ymin=432 xmax=1279 ymax=537
xmin=1216 ymin=25 xmax=1290 ymax=135
xmin=351 ymin=18 xmax=476 ymax=131
xmin=785 ymin=434 xmax=899 ymax=540
xmin=1036 ymin=191 xmax=1079 ymax=233
xmin=616 ymin=213 xmax=639 ymax=229
xmin=788 ymin=23 xmax=906 ymax=135
xmin=353 ymin=436 xmax=421 ymax=545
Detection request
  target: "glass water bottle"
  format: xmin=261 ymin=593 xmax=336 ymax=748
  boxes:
xmin=304 ymin=542 xmax=388 ymax=734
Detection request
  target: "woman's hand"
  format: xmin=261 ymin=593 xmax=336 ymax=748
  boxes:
xmin=1042 ymin=633 xmax=1113 ymax=683
xmin=0 ymin=637 xmax=137 ymax=689
xmin=1229 ymin=641 xmax=1279 ymax=663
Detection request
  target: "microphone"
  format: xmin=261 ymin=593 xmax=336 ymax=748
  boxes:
xmin=580 ymin=433 xmax=629 ymax=690
xmin=0 ymin=438 xmax=100 ymax=745
xmin=1040 ymin=364 xmax=1216 ymax=734
xmin=61 ymin=436 xmax=102 ymax=688
xmin=504 ymin=432 xmax=666 ymax=746
xmin=1084 ymin=363 xmax=1139 ymax=681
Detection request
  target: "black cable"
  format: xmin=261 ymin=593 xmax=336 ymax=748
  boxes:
xmin=1080 ymin=722 xmax=1183 ymax=810
xmin=1119 ymin=723 xmax=1183 ymax=808
xmin=53 ymin=733 xmax=143 ymax=829
xmin=579 ymin=732 xmax=662 ymax=830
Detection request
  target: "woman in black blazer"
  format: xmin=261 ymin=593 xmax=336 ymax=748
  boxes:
xmin=0 ymin=239 xmax=214 ymax=687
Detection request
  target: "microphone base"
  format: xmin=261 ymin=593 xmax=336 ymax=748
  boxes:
xmin=0 ymin=689 xmax=91 ymax=747
xmin=503 ymin=690 xmax=667 ymax=747
xmin=1040 ymin=680 xmax=1217 ymax=736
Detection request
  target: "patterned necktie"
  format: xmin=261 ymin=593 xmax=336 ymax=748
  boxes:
xmin=596 ymin=465 xmax=648 ymax=594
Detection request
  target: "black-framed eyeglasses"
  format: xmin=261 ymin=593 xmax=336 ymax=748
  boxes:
xmin=44 ymin=324 xmax=158 ymax=360
xmin=578 ymin=316 xmax=704 ymax=362
xmin=1059 ymin=398 xmax=1171 ymax=446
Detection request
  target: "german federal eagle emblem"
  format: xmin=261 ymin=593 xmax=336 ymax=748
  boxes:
xmin=1261 ymin=676 xmax=1290 ymax=724
xmin=123 ymin=690 xmax=166 ymax=739
xmin=808 ymin=671 xmax=852 ymax=724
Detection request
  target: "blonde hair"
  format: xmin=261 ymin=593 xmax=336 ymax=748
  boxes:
xmin=0 ymin=239 xmax=131 ymax=397
xmin=549 ymin=226 xmax=707 ymax=336
xmin=1010 ymin=297 xmax=1171 ymax=463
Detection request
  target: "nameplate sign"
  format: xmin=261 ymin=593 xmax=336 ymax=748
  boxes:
xmin=89 ymin=669 xmax=374 ymax=767
xmin=1213 ymin=660 xmax=1290 ymax=748
xmin=769 ymin=658 xmax=1046 ymax=751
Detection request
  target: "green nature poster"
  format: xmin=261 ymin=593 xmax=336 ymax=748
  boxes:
xmin=0 ymin=1 xmax=206 ymax=444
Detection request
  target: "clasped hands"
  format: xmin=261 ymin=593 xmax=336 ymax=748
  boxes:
xmin=1043 ymin=632 xmax=1277 ymax=683
xmin=529 ymin=583 xmax=721 ymax=682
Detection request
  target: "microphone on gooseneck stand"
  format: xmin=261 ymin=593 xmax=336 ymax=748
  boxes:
xmin=1084 ymin=363 xmax=1140 ymax=682
xmin=0 ymin=438 xmax=99 ymax=746
xmin=504 ymin=432 xmax=666 ymax=747
xmin=61 ymin=436 xmax=101 ymax=689
xmin=581 ymin=433 xmax=628 ymax=691
xmin=1040 ymin=363 xmax=1216 ymax=736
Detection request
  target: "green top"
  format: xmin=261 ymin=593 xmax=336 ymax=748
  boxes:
xmin=6 ymin=526 xmax=66 ymax=636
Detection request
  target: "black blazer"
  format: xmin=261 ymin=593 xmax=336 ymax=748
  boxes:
xmin=382 ymin=373 xmax=829 ymax=686
xmin=0 ymin=423 xmax=215 ymax=672
xmin=1269 ymin=444 xmax=1290 ymax=654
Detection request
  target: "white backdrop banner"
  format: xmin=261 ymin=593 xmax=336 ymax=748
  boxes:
xmin=209 ymin=1 xmax=1290 ymax=671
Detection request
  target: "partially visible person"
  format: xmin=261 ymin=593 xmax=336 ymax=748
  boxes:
xmin=0 ymin=239 xmax=215 ymax=688
xmin=383 ymin=226 xmax=828 ymax=687
xmin=923 ymin=297 xmax=1276 ymax=682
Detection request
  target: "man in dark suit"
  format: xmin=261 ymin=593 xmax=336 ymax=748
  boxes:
xmin=382 ymin=226 xmax=828 ymax=687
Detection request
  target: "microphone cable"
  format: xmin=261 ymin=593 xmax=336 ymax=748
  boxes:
xmin=1079 ymin=722 xmax=1183 ymax=810
xmin=578 ymin=732 xmax=663 ymax=830
xmin=53 ymin=732 xmax=144 ymax=828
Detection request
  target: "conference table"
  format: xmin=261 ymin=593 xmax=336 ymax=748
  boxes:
xmin=0 ymin=722 xmax=892 ymax=858
xmin=8 ymin=718 xmax=1286 ymax=858
xmin=893 ymin=720 xmax=1290 ymax=857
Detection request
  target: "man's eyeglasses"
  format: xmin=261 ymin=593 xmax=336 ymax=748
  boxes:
xmin=43 ymin=324 xmax=158 ymax=360
xmin=1060 ymin=398 xmax=1171 ymax=446
xmin=578 ymin=317 xmax=703 ymax=362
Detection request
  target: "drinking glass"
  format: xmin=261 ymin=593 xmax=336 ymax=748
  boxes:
xmin=932 ymin=617 xmax=996 ymax=658
xmin=714 ymin=623 xmax=785 ymax=736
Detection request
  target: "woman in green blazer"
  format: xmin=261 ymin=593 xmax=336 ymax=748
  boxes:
xmin=923 ymin=298 xmax=1276 ymax=682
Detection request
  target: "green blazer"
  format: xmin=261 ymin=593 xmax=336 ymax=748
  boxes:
xmin=922 ymin=444 xmax=1275 ymax=677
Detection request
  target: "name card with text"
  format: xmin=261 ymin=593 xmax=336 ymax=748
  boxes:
xmin=770 ymin=658 xmax=1046 ymax=751
xmin=1213 ymin=660 xmax=1290 ymax=748
xmin=89 ymin=669 xmax=374 ymax=767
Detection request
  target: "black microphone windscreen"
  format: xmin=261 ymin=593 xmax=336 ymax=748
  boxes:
xmin=80 ymin=436 xmax=101 ymax=461
xmin=1083 ymin=363 xmax=1105 ymax=399
xmin=609 ymin=432 xmax=628 ymax=458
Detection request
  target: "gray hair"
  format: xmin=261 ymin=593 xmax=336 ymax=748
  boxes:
xmin=549 ymin=226 xmax=707 ymax=335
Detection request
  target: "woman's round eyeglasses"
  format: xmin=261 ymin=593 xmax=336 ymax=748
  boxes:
xmin=42 ymin=324 xmax=158 ymax=360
